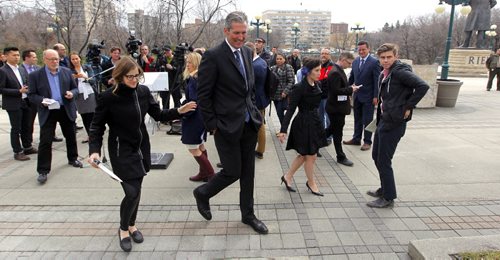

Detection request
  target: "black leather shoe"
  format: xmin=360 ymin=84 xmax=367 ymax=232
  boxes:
xmin=281 ymin=176 xmax=296 ymax=192
xmin=53 ymin=136 xmax=63 ymax=142
xmin=76 ymin=125 xmax=84 ymax=130
xmin=255 ymin=151 xmax=263 ymax=159
xmin=317 ymin=152 xmax=322 ymax=158
xmin=366 ymin=198 xmax=394 ymax=208
xmin=366 ymin=188 xmax=383 ymax=198
xmin=68 ymin=160 xmax=83 ymax=168
xmin=306 ymin=182 xmax=324 ymax=196
xmin=118 ymin=229 xmax=132 ymax=252
xmin=129 ymin=230 xmax=144 ymax=243
xmin=242 ymin=218 xmax=268 ymax=235
xmin=37 ymin=174 xmax=47 ymax=184
xmin=337 ymin=158 xmax=354 ymax=167
xmin=24 ymin=148 xmax=38 ymax=155
xmin=193 ymin=187 xmax=212 ymax=220
xmin=216 ymin=162 xmax=223 ymax=168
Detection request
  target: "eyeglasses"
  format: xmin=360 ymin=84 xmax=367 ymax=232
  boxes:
xmin=45 ymin=58 xmax=59 ymax=61
xmin=124 ymin=74 xmax=142 ymax=80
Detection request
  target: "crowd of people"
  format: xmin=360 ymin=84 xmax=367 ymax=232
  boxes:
xmin=0 ymin=10 xmax=435 ymax=252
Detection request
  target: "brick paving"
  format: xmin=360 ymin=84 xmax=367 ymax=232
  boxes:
xmin=0 ymin=77 xmax=499 ymax=259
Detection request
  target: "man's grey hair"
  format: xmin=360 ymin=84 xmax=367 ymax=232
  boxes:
xmin=43 ymin=49 xmax=59 ymax=58
xmin=225 ymin=11 xmax=248 ymax=30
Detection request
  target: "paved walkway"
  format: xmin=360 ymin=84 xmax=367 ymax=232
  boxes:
xmin=0 ymin=77 xmax=499 ymax=259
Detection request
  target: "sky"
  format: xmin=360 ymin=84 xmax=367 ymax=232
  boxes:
xmin=126 ymin=0 xmax=444 ymax=31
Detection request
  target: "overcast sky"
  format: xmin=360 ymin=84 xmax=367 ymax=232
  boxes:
xmin=126 ymin=0 xmax=444 ymax=31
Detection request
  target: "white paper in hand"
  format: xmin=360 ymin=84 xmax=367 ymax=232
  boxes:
xmin=94 ymin=160 xmax=123 ymax=182
xmin=365 ymin=119 xmax=377 ymax=133
xmin=42 ymin=98 xmax=60 ymax=110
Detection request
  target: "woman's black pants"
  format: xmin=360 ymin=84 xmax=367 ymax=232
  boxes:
xmin=119 ymin=177 xmax=143 ymax=231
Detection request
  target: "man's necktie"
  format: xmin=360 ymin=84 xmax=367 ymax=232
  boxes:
xmin=234 ymin=50 xmax=250 ymax=122
xmin=359 ymin=58 xmax=365 ymax=69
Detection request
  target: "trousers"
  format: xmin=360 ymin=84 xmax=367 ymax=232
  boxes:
xmin=120 ymin=177 xmax=143 ymax=231
xmin=353 ymin=98 xmax=375 ymax=144
xmin=326 ymin=113 xmax=347 ymax=160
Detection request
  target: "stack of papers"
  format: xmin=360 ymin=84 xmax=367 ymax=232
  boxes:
xmin=42 ymin=98 xmax=60 ymax=110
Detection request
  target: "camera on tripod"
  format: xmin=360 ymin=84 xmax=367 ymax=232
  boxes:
xmin=126 ymin=31 xmax=143 ymax=58
xmin=86 ymin=40 xmax=105 ymax=66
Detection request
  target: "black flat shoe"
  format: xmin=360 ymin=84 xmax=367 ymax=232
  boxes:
xmin=337 ymin=158 xmax=354 ymax=167
xmin=306 ymin=182 xmax=324 ymax=196
xmin=193 ymin=187 xmax=212 ymax=220
xmin=366 ymin=188 xmax=383 ymax=198
xmin=281 ymin=176 xmax=296 ymax=192
xmin=366 ymin=198 xmax=394 ymax=208
xmin=242 ymin=218 xmax=268 ymax=234
xmin=37 ymin=173 xmax=47 ymax=184
xmin=129 ymin=230 xmax=144 ymax=243
xmin=118 ymin=228 xmax=132 ymax=252
xmin=68 ymin=160 xmax=83 ymax=168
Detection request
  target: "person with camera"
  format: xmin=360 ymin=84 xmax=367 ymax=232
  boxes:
xmin=155 ymin=48 xmax=176 ymax=109
xmin=101 ymin=47 xmax=121 ymax=89
xmin=69 ymin=52 xmax=97 ymax=144
xmin=88 ymin=56 xmax=196 ymax=252
xmin=137 ymin=45 xmax=155 ymax=73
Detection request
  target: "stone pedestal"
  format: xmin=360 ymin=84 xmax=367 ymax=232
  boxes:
xmin=448 ymin=48 xmax=491 ymax=77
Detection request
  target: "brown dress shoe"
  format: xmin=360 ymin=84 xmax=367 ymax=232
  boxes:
xmin=343 ymin=139 xmax=361 ymax=146
xmin=14 ymin=153 xmax=30 ymax=161
xmin=360 ymin=143 xmax=371 ymax=151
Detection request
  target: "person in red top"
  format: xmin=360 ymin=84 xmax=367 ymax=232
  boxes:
xmin=318 ymin=48 xmax=334 ymax=150
xmin=137 ymin=45 xmax=155 ymax=72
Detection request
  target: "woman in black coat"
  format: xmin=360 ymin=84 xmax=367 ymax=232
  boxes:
xmin=88 ymin=57 xmax=196 ymax=252
xmin=325 ymin=52 xmax=359 ymax=167
xmin=277 ymin=58 xmax=327 ymax=196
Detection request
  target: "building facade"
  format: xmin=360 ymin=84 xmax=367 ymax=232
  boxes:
xmin=262 ymin=10 xmax=331 ymax=49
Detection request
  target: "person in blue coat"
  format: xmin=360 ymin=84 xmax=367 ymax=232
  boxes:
xmin=181 ymin=52 xmax=216 ymax=182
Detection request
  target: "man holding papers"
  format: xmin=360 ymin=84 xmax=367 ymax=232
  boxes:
xmin=28 ymin=49 xmax=82 ymax=184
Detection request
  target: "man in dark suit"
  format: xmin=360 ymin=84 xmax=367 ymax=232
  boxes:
xmin=325 ymin=52 xmax=358 ymax=167
xmin=19 ymin=49 xmax=41 ymax=145
xmin=344 ymin=41 xmax=381 ymax=151
xmin=28 ymin=49 xmax=82 ymax=184
xmin=194 ymin=11 xmax=268 ymax=234
xmin=0 ymin=47 xmax=38 ymax=161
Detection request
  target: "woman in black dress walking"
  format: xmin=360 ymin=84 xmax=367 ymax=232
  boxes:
xmin=277 ymin=58 xmax=327 ymax=196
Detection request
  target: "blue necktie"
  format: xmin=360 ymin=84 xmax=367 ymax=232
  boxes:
xmin=359 ymin=58 xmax=365 ymax=69
xmin=234 ymin=50 xmax=250 ymax=122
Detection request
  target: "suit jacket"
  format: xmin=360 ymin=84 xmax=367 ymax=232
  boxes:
xmin=0 ymin=64 xmax=29 ymax=111
xmin=326 ymin=63 xmax=353 ymax=115
xmin=348 ymin=55 xmax=381 ymax=103
xmin=28 ymin=66 xmax=79 ymax=127
xmin=197 ymin=40 xmax=262 ymax=136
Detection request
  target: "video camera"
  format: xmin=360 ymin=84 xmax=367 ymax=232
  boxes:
xmin=126 ymin=31 xmax=142 ymax=58
xmin=86 ymin=40 xmax=105 ymax=66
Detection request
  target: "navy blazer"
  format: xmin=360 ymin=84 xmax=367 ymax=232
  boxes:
xmin=197 ymin=40 xmax=262 ymax=136
xmin=348 ymin=55 xmax=381 ymax=103
xmin=28 ymin=66 xmax=79 ymax=127
xmin=0 ymin=64 xmax=29 ymax=111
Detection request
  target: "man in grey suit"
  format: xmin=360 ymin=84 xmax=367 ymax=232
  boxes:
xmin=28 ymin=49 xmax=82 ymax=184
xmin=0 ymin=47 xmax=38 ymax=161
xmin=19 ymin=49 xmax=40 ymax=144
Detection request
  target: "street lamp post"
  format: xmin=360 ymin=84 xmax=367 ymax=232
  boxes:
xmin=292 ymin=23 xmax=300 ymax=49
xmin=250 ymin=15 xmax=266 ymax=39
xmin=263 ymin=20 xmax=272 ymax=49
xmin=435 ymin=0 xmax=472 ymax=80
xmin=47 ymin=15 xmax=64 ymax=43
xmin=350 ymin=22 xmax=365 ymax=51
xmin=485 ymin=24 xmax=498 ymax=51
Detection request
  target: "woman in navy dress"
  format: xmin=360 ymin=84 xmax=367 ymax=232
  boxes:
xmin=277 ymin=58 xmax=327 ymax=196
xmin=181 ymin=52 xmax=215 ymax=182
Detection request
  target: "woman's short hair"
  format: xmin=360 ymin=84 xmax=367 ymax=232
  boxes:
xmin=112 ymin=56 xmax=143 ymax=92
xmin=302 ymin=57 xmax=321 ymax=71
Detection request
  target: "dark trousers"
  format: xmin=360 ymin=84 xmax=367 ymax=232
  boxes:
xmin=326 ymin=113 xmax=347 ymax=160
xmin=159 ymin=91 xmax=170 ymax=109
xmin=197 ymin=123 xmax=258 ymax=220
xmin=371 ymin=120 xmax=406 ymax=200
xmin=353 ymin=99 xmax=375 ymax=144
xmin=37 ymin=108 xmax=79 ymax=174
xmin=487 ymin=68 xmax=500 ymax=90
xmin=81 ymin=112 xmax=94 ymax=136
xmin=7 ymin=102 xmax=33 ymax=153
xmin=120 ymin=177 xmax=143 ymax=231
xmin=274 ymin=99 xmax=288 ymax=127
xmin=171 ymin=85 xmax=182 ymax=108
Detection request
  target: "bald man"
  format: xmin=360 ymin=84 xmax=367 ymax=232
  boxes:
xmin=53 ymin=43 xmax=70 ymax=68
xmin=28 ymin=49 xmax=82 ymax=184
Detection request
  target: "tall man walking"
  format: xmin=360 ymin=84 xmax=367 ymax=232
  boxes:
xmin=28 ymin=49 xmax=83 ymax=184
xmin=344 ymin=41 xmax=381 ymax=151
xmin=194 ymin=11 xmax=268 ymax=234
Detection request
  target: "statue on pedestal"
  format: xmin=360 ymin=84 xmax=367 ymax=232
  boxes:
xmin=462 ymin=0 xmax=497 ymax=49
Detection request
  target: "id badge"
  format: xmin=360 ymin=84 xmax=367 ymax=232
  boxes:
xmin=337 ymin=95 xmax=348 ymax=101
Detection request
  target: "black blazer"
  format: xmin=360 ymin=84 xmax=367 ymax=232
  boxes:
xmin=0 ymin=64 xmax=29 ymax=111
xmin=197 ymin=40 xmax=262 ymax=136
xmin=326 ymin=63 xmax=353 ymax=115
xmin=28 ymin=66 xmax=79 ymax=127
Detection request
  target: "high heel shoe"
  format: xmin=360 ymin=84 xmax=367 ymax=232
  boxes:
xmin=281 ymin=176 xmax=296 ymax=192
xmin=306 ymin=182 xmax=324 ymax=196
